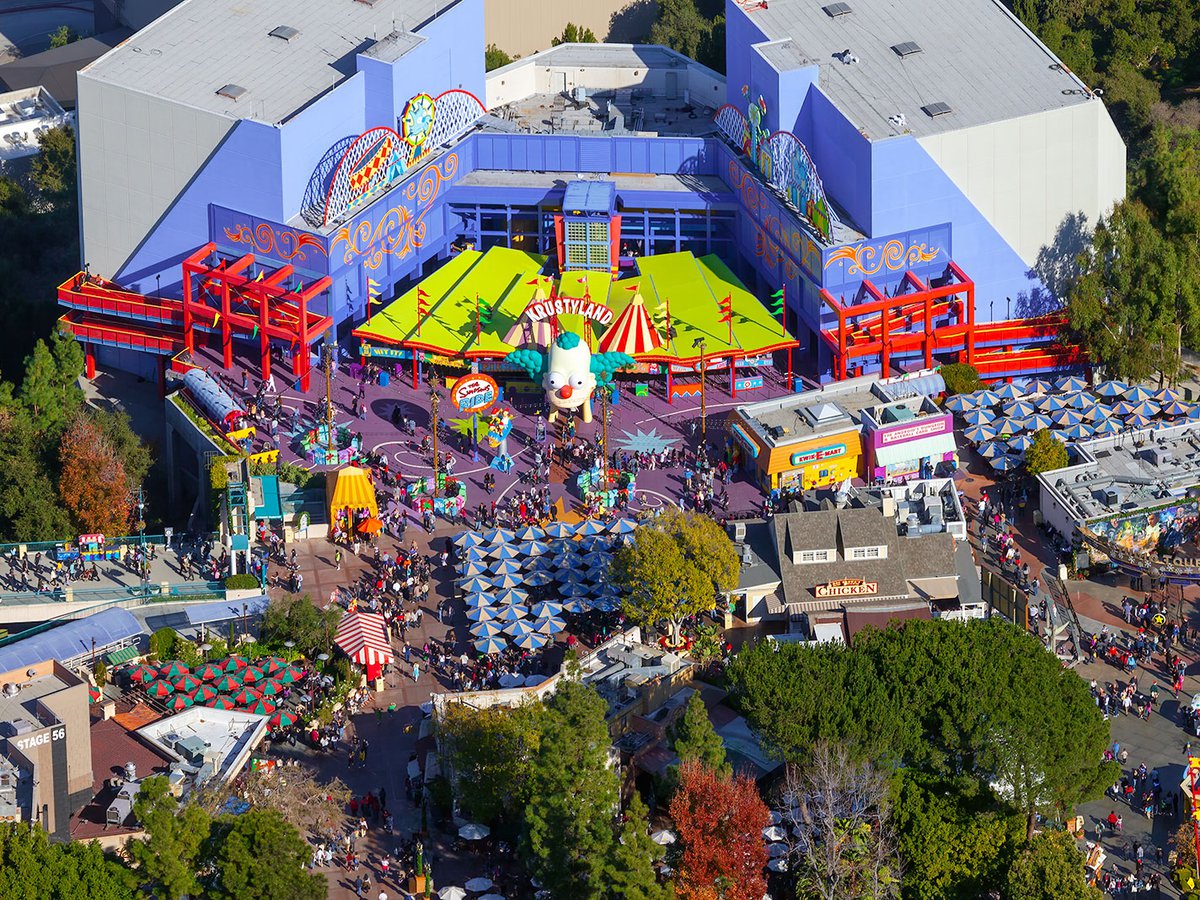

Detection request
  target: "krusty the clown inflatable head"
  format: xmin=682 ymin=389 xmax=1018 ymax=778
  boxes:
xmin=506 ymin=333 xmax=633 ymax=422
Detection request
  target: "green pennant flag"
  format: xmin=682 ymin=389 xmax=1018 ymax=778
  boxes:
xmin=252 ymin=324 xmax=259 ymax=338
xmin=770 ymin=289 xmax=784 ymax=298
xmin=478 ymin=301 xmax=493 ymax=325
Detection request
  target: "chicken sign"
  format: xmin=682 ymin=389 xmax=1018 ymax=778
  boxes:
xmin=506 ymin=332 xmax=633 ymax=424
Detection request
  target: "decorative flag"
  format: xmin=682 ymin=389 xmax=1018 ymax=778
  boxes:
xmin=625 ymin=284 xmax=639 ymax=292
xmin=252 ymin=324 xmax=259 ymax=338
xmin=718 ymin=294 xmax=733 ymax=322
xmin=254 ymin=271 xmax=265 ymax=282
xmin=212 ymin=312 xmax=221 ymax=325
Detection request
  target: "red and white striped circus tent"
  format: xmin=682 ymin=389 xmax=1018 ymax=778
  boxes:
xmin=333 ymin=611 xmax=394 ymax=677
xmin=598 ymin=293 xmax=661 ymax=356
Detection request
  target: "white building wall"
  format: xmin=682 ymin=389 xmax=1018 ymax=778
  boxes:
xmin=76 ymin=75 xmax=234 ymax=279
xmin=917 ymin=99 xmax=1125 ymax=267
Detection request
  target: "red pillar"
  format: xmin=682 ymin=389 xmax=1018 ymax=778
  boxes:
xmin=966 ymin=284 xmax=976 ymax=366
xmin=924 ymin=294 xmax=934 ymax=369
xmin=880 ymin=302 xmax=891 ymax=377
xmin=221 ymin=279 xmax=233 ymax=370
xmin=412 ymin=352 xmax=419 ymax=389
xmin=84 ymin=343 xmax=95 ymax=379
xmin=731 ymin=356 xmax=738 ymax=398
xmin=259 ymin=286 xmax=271 ymax=382
xmin=182 ymin=266 xmax=195 ymax=355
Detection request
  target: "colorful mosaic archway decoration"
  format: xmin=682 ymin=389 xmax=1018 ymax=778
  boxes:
xmin=714 ymin=98 xmax=839 ymax=242
xmin=320 ymin=90 xmax=486 ymax=227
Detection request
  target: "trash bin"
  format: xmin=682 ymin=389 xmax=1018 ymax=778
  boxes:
xmin=379 ymin=370 xmax=390 ymax=387
xmin=611 ymin=387 xmax=620 ymax=406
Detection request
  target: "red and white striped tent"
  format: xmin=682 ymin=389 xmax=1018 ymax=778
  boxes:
xmin=598 ymin=293 xmax=661 ymax=356
xmin=333 ymin=611 xmax=394 ymax=668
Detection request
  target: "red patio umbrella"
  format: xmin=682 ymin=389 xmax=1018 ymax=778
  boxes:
xmin=167 ymin=694 xmax=194 ymax=712
xmin=276 ymin=666 xmax=302 ymax=684
xmin=214 ymin=674 xmax=243 ymax=693
xmin=232 ymin=687 xmax=261 ymax=706
xmin=88 ymin=686 xmax=102 ymax=704
xmin=242 ymin=698 xmax=276 ymax=716
xmin=206 ymin=695 xmax=236 ymax=710
xmin=260 ymin=657 xmax=287 ymax=676
xmin=145 ymin=680 xmax=175 ymax=699
xmin=196 ymin=663 xmax=223 ymax=681
xmin=192 ymin=684 xmax=218 ymax=703
xmin=219 ymin=656 xmax=249 ymax=672
xmin=173 ymin=673 xmax=201 ymax=692
xmin=158 ymin=660 xmax=190 ymax=680
xmin=241 ymin=666 xmax=265 ymax=684
xmin=129 ymin=665 xmax=158 ymax=684
xmin=269 ymin=709 xmax=297 ymax=729
xmin=258 ymin=680 xmax=283 ymax=697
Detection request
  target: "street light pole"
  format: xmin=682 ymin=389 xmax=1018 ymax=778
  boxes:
xmin=600 ymin=386 xmax=611 ymax=468
xmin=134 ymin=486 xmax=147 ymax=597
xmin=692 ymin=338 xmax=708 ymax=447
xmin=323 ymin=344 xmax=336 ymax=454
xmin=429 ymin=374 xmax=442 ymax=489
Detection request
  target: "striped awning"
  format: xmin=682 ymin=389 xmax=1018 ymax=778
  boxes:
xmin=106 ymin=645 xmax=140 ymax=666
xmin=598 ymin=293 xmax=661 ymax=355
xmin=333 ymin=611 xmax=394 ymax=666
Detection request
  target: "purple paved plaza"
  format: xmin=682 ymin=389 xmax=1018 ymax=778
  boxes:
xmin=191 ymin=342 xmax=792 ymax=519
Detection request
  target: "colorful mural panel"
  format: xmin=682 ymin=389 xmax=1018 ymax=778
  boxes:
xmin=330 ymin=153 xmax=460 ymax=272
xmin=825 ymin=239 xmax=941 ymax=276
xmin=713 ymin=92 xmax=837 ymax=242
xmin=1088 ymin=501 xmax=1200 ymax=555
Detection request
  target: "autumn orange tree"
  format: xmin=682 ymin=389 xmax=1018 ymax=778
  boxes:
xmin=669 ymin=760 xmax=769 ymax=900
xmin=58 ymin=413 xmax=130 ymax=535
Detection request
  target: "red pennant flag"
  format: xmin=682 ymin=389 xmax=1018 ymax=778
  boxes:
xmin=625 ymin=284 xmax=638 ymax=293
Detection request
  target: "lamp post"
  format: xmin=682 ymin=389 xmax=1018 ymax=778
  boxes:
xmin=429 ymin=373 xmax=443 ymax=489
xmin=284 ymin=639 xmax=296 ymax=663
xmin=598 ymin=385 xmax=612 ymax=469
xmin=692 ymin=338 xmax=708 ymax=447
xmin=200 ymin=643 xmax=212 ymax=663
xmin=323 ymin=343 xmax=336 ymax=455
xmin=133 ymin=487 xmax=147 ymax=597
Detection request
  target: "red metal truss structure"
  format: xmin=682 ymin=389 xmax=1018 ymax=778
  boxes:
xmin=58 ymin=245 xmax=333 ymax=391
xmin=181 ymin=244 xmax=332 ymax=390
xmin=820 ymin=262 xmax=1080 ymax=379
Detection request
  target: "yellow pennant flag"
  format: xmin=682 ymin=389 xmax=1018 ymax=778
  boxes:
xmin=254 ymin=271 xmax=265 ymax=282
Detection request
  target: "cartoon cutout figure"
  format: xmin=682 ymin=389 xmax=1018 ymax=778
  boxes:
xmin=506 ymin=333 xmax=634 ymax=424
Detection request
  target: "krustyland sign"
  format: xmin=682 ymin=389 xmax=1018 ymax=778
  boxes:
xmin=525 ymin=296 xmax=614 ymax=326
xmin=814 ymin=578 xmax=878 ymax=598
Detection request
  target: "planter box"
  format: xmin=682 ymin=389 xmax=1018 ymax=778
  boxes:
xmin=226 ymin=587 xmax=264 ymax=602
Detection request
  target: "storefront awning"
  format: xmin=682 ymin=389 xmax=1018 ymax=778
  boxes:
xmin=874 ymin=432 xmax=957 ymax=468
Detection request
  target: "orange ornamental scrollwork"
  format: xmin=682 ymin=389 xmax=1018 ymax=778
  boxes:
xmin=222 ymin=222 xmax=328 ymax=263
xmin=330 ymin=154 xmax=459 ymax=272
xmin=824 ymin=239 xmax=941 ymax=276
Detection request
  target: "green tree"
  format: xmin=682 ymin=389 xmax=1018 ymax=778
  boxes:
xmin=0 ymin=404 xmax=72 ymax=540
xmin=48 ymin=25 xmax=77 ymax=48
xmin=1066 ymin=200 xmax=1200 ymax=384
xmin=611 ymin=509 xmax=738 ymax=644
xmin=31 ymin=125 xmax=77 ymax=204
xmin=128 ymin=776 xmax=210 ymax=900
xmin=604 ymin=792 xmax=668 ymax=900
xmin=671 ymin=690 xmax=730 ymax=779
xmin=551 ymin=23 xmax=598 ymax=45
xmin=1004 ymin=831 xmax=1101 ymax=900
xmin=1023 ymin=429 xmax=1069 ymax=476
xmin=523 ymin=680 xmax=618 ymax=899
xmin=938 ymin=363 xmax=983 ymax=396
xmin=649 ymin=0 xmax=711 ymax=61
xmin=437 ymin=700 xmax=547 ymax=825
xmin=0 ymin=822 xmax=135 ymax=899
xmin=260 ymin=593 xmax=342 ymax=658
xmin=93 ymin=408 xmax=154 ymax=493
xmin=203 ymin=808 xmax=326 ymax=900
xmin=892 ymin=772 xmax=1022 ymax=900
xmin=485 ymin=43 xmax=513 ymax=70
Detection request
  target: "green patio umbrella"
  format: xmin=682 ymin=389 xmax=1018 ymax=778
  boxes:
xmin=269 ymin=710 xmax=297 ymax=729
xmin=172 ymin=673 xmax=201 ymax=692
xmin=146 ymin=680 xmax=175 ymax=699
xmin=158 ymin=660 xmax=190 ymax=680
xmin=206 ymin=695 xmax=236 ymax=710
xmin=196 ymin=663 xmax=223 ymax=681
xmin=276 ymin=666 xmax=302 ymax=684
xmin=232 ymin=687 xmax=262 ymax=706
xmin=215 ymin=674 xmax=243 ymax=693
xmin=258 ymin=680 xmax=283 ymax=697
xmin=260 ymin=657 xmax=287 ymax=675
xmin=241 ymin=666 xmax=265 ymax=684
xmin=219 ymin=656 xmax=249 ymax=672
xmin=167 ymin=693 xmax=194 ymax=712
xmin=243 ymin=698 xmax=276 ymax=716
xmin=192 ymin=684 xmax=218 ymax=703
xmin=130 ymin=665 xmax=158 ymax=684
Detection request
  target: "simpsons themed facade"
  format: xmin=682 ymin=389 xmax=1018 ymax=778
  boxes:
xmin=63 ymin=0 xmax=1124 ymax=386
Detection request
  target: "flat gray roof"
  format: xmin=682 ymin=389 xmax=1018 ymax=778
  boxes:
xmin=83 ymin=0 xmax=448 ymax=124
xmin=745 ymin=0 xmax=1095 ymax=139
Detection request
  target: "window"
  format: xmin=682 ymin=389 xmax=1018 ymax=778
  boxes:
xmin=797 ymin=549 xmax=833 ymax=564
xmin=849 ymin=547 xmax=883 ymax=560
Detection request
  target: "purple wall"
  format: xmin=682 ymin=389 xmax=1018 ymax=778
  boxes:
xmin=868 ymin=414 xmax=952 ymax=450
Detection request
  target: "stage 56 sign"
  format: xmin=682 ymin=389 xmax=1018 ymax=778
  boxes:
xmin=451 ymin=374 xmax=498 ymax=414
